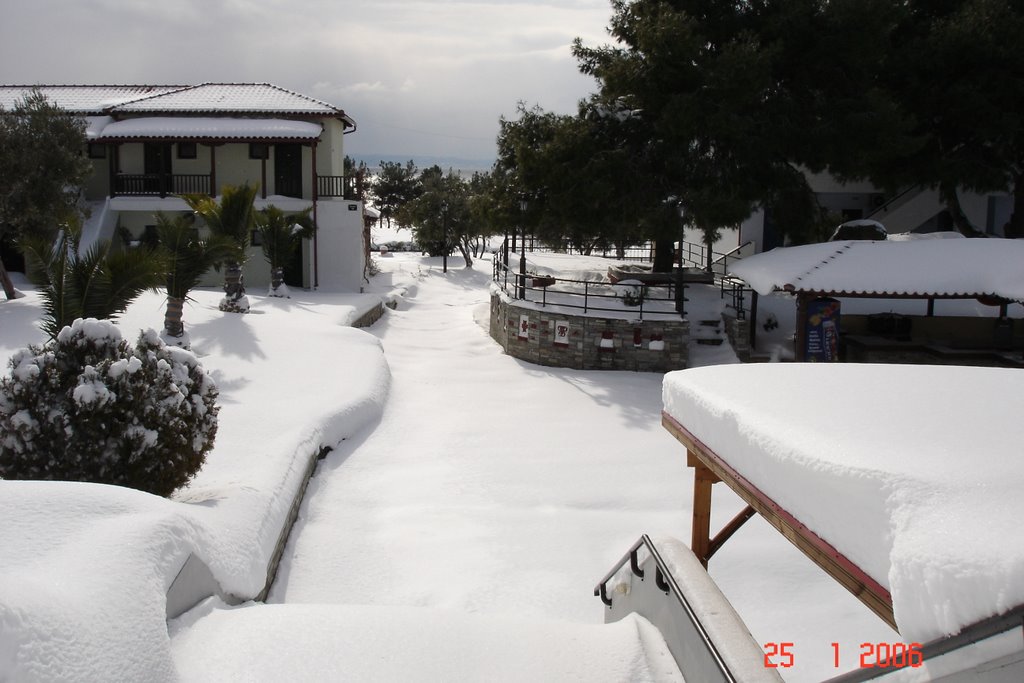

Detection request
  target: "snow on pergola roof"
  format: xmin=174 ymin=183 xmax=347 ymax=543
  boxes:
xmin=93 ymin=117 xmax=323 ymax=141
xmin=729 ymin=239 xmax=1024 ymax=302
xmin=662 ymin=362 xmax=1024 ymax=642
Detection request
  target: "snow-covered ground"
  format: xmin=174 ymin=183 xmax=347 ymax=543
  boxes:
xmin=2 ymin=253 xmax=920 ymax=682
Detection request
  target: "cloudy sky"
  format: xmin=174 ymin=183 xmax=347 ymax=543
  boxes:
xmin=0 ymin=0 xmax=613 ymax=168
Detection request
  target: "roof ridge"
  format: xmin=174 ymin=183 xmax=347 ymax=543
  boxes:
xmin=108 ymin=84 xmax=197 ymax=110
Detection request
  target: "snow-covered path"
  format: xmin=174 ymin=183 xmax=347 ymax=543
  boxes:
xmin=169 ymin=253 xmax=897 ymax=682
xmin=268 ymin=258 xmax=691 ymax=619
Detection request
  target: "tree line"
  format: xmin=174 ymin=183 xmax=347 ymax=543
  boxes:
xmin=367 ymin=0 xmax=1023 ymax=269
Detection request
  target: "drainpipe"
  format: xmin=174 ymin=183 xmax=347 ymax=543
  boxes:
xmin=312 ymin=142 xmax=319 ymax=289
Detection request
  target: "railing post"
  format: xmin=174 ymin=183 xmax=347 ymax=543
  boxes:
xmin=675 ymin=268 xmax=686 ymax=319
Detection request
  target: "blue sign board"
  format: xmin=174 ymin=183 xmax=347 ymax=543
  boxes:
xmin=805 ymin=298 xmax=841 ymax=362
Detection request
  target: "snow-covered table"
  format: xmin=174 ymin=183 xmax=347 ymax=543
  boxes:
xmin=662 ymin=363 xmax=1024 ymax=644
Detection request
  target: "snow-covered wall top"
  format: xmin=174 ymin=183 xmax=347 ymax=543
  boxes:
xmin=662 ymin=363 xmax=1024 ymax=642
xmin=729 ymin=239 xmax=1024 ymax=301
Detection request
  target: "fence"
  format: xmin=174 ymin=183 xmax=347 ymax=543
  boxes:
xmin=492 ymin=255 xmax=685 ymax=320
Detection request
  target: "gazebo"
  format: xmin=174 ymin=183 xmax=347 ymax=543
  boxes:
xmin=729 ymin=238 xmax=1024 ymax=363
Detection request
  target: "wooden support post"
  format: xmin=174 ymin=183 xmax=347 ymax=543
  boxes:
xmin=689 ymin=450 xmax=718 ymax=567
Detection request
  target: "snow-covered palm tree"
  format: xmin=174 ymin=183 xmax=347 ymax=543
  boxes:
xmin=255 ymin=204 xmax=314 ymax=297
xmin=156 ymin=213 xmax=237 ymax=346
xmin=20 ymin=219 xmax=166 ymax=340
xmin=183 ymin=183 xmax=257 ymax=313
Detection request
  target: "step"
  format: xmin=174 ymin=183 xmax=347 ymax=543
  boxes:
xmin=170 ymin=601 xmax=684 ymax=682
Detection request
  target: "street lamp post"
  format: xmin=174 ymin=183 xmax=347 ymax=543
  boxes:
xmin=675 ymin=203 xmax=686 ymax=318
xmin=441 ymin=199 xmax=449 ymax=273
xmin=518 ymin=198 xmax=528 ymax=299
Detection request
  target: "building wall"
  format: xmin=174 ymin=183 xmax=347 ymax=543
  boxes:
xmin=313 ymin=199 xmax=366 ymax=292
xmin=318 ymin=118 xmax=346 ymax=177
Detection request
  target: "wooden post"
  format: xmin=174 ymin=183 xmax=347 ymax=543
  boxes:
xmin=209 ymin=145 xmax=217 ymax=196
xmin=795 ymin=293 xmax=809 ymax=361
xmin=689 ymin=450 xmax=717 ymax=567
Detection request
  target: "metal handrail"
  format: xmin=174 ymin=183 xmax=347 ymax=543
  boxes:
xmin=492 ymin=257 xmax=684 ymax=320
xmin=594 ymin=534 xmax=737 ymax=683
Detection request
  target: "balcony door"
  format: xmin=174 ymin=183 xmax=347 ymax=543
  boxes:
xmin=144 ymin=143 xmax=173 ymax=194
xmin=274 ymin=144 xmax=302 ymax=198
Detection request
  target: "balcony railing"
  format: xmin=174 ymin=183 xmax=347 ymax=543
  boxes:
xmin=112 ymin=173 xmax=363 ymax=200
xmin=113 ymin=174 xmax=211 ymax=197
xmin=317 ymin=175 xmax=362 ymax=200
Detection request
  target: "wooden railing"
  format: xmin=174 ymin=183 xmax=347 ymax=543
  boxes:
xmin=317 ymin=175 xmax=361 ymax=200
xmin=113 ymin=174 xmax=210 ymax=197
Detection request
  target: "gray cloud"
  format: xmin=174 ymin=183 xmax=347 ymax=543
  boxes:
xmin=0 ymin=0 xmax=611 ymax=165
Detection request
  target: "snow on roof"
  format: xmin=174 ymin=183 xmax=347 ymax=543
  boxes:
xmin=84 ymin=115 xmax=112 ymax=139
xmin=730 ymin=239 xmax=1024 ymax=301
xmin=0 ymin=84 xmax=354 ymax=127
xmin=662 ymin=362 xmax=1024 ymax=642
xmin=110 ymin=83 xmax=344 ymax=116
xmin=0 ymin=85 xmax=183 ymax=113
xmin=94 ymin=117 xmax=323 ymax=141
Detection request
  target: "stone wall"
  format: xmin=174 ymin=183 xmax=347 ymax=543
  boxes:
xmin=490 ymin=294 xmax=689 ymax=372
xmin=721 ymin=313 xmax=751 ymax=362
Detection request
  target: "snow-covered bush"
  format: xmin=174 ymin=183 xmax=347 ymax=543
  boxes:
xmin=0 ymin=318 xmax=219 ymax=497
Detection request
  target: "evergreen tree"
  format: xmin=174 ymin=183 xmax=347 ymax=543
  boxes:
xmin=0 ymin=89 xmax=92 ymax=299
xmin=373 ymin=160 xmax=420 ymax=229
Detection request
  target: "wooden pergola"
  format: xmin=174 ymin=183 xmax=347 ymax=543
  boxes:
xmin=661 ymin=410 xmax=897 ymax=631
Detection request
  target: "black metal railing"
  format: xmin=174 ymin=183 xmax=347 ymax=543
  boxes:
xmin=113 ymin=173 xmax=211 ymax=197
xmin=493 ymin=253 xmax=685 ymax=320
xmin=720 ymin=276 xmax=753 ymax=320
xmin=595 ymin=535 xmax=739 ymax=683
xmin=504 ymin=237 xmax=657 ymax=262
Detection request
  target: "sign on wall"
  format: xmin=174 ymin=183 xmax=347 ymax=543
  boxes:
xmin=805 ymin=297 xmax=841 ymax=362
xmin=518 ymin=314 xmax=530 ymax=340
xmin=554 ymin=321 xmax=570 ymax=346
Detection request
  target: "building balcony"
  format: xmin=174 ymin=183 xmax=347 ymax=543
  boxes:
xmin=109 ymin=174 xmax=362 ymax=200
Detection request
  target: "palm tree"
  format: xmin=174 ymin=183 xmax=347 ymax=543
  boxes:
xmin=156 ymin=213 xmax=237 ymax=345
xmin=255 ymin=204 xmax=314 ymax=297
xmin=183 ymin=183 xmax=258 ymax=313
xmin=20 ymin=220 xmax=166 ymax=340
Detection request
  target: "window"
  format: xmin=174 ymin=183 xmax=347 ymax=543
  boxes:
xmin=249 ymin=143 xmax=269 ymax=160
xmin=87 ymin=143 xmax=106 ymax=159
xmin=178 ymin=142 xmax=197 ymax=159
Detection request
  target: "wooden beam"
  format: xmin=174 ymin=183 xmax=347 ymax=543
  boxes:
xmin=691 ymin=457 xmax=716 ymax=567
xmin=663 ymin=411 xmax=897 ymax=631
xmin=708 ymin=505 xmax=756 ymax=561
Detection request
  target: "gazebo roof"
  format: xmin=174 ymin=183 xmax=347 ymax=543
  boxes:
xmin=729 ymin=239 xmax=1024 ymax=302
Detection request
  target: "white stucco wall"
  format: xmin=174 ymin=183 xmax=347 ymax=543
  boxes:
xmin=312 ymin=199 xmax=365 ymax=292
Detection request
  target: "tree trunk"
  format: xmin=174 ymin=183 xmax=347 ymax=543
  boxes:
xmin=1007 ymin=171 xmax=1024 ymax=238
xmin=0 ymin=260 xmax=17 ymax=300
xmin=939 ymin=180 xmax=983 ymax=237
xmin=219 ymin=261 xmax=249 ymax=312
xmin=653 ymin=239 xmax=675 ymax=273
xmin=269 ymin=266 xmax=286 ymax=296
xmin=458 ymin=241 xmax=473 ymax=268
xmin=164 ymin=296 xmax=185 ymax=337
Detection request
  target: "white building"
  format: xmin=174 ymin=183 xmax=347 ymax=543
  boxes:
xmin=0 ymin=83 xmax=367 ymax=291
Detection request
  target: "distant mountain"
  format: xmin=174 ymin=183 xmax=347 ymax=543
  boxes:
xmin=349 ymin=154 xmax=495 ymax=175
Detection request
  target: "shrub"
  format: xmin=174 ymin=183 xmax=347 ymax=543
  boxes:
xmin=0 ymin=318 xmax=219 ymax=496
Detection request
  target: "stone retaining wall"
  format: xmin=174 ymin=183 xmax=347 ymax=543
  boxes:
xmin=490 ymin=293 xmax=689 ymax=372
